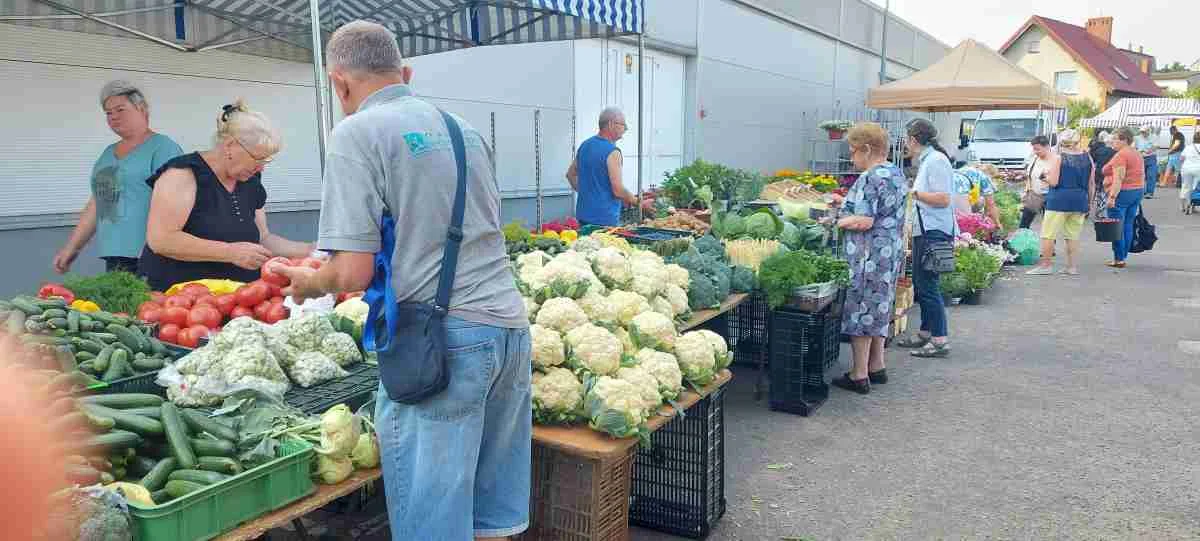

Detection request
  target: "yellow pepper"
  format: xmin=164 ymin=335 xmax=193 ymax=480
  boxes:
xmin=70 ymin=299 xmax=100 ymax=313
xmin=542 ymin=230 xmax=560 ymax=240
xmin=560 ymin=230 xmax=579 ymax=243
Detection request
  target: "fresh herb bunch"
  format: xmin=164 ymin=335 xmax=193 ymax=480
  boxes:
xmin=63 ymin=271 xmax=151 ymax=315
xmin=757 ymin=250 xmax=850 ymax=309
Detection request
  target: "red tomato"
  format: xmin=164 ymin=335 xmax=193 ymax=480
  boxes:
xmin=193 ymin=294 xmax=218 ymax=307
xmin=270 ymin=296 xmax=285 ymax=305
xmin=138 ymin=301 xmax=161 ymax=315
xmin=250 ymin=279 xmax=281 ymax=299
xmin=161 ymin=306 xmax=190 ymax=328
xmin=263 ymin=303 xmax=289 ymax=324
xmin=187 ymin=324 xmax=210 ymax=339
xmin=235 ymin=284 xmax=269 ymax=308
xmin=158 ymin=323 xmax=181 ymax=344
xmin=214 ymin=294 xmax=238 ymax=317
xmin=176 ymin=328 xmax=200 ymax=348
xmin=188 ymin=305 xmax=222 ymax=330
xmin=149 ymin=292 xmax=167 ymax=305
xmin=164 ymin=295 xmax=194 ymax=309
xmin=140 ymin=308 xmax=162 ymax=324
xmin=261 ymin=257 xmax=292 ymax=288
xmin=299 ymin=257 xmax=324 ymax=270
xmin=181 ymin=283 xmax=211 ymax=297
xmin=230 ymin=305 xmax=255 ymax=320
xmin=253 ymin=302 xmax=272 ymax=321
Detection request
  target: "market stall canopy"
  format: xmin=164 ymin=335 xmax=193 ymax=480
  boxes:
xmin=867 ymin=39 xmax=1067 ymax=112
xmin=1079 ymin=98 xmax=1200 ymax=129
xmin=1 ymin=0 xmax=643 ymax=62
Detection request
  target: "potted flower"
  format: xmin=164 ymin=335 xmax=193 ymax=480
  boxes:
xmin=819 ymin=120 xmax=853 ymax=140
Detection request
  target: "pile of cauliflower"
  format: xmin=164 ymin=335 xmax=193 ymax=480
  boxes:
xmin=162 ymin=314 xmax=364 ymax=406
xmin=516 ymin=242 xmax=731 ymax=439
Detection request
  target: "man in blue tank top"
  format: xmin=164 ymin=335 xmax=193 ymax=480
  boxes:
xmin=566 ymin=107 xmax=638 ymax=226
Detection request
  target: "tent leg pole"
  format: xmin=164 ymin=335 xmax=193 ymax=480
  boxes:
xmin=308 ymin=0 xmax=328 ymax=171
xmin=637 ymin=34 xmax=645 ymax=223
xmin=535 ymin=109 xmax=543 ymax=231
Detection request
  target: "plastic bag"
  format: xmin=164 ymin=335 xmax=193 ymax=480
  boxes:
xmin=284 ymin=294 xmax=336 ymax=319
xmin=1008 ymin=229 xmax=1040 ymax=265
xmin=158 ymin=351 xmax=290 ymax=406
xmin=286 ymin=351 xmax=349 ymax=388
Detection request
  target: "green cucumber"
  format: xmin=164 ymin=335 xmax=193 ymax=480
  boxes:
xmin=196 ymin=456 xmax=243 ymax=475
xmin=42 ymin=308 xmax=68 ymax=319
xmin=10 ymin=298 xmax=43 ymax=316
xmin=75 ymin=350 xmax=96 ymax=362
xmin=107 ymin=324 xmax=145 ymax=353
xmin=81 ymin=430 xmax=142 ymax=454
xmin=92 ymin=345 xmax=113 ymax=373
xmin=101 ymin=350 xmax=130 ymax=382
xmin=139 ymin=457 xmax=178 ymax=491
xmin=148 ymin=337 xmax=168 ymax=357
xmin=88 ymin=311 xmax=120 ymax=326
xmin=79 ymin=404 xmax=164 ymax=437
xmin=151 ymin=489 xmax=172 ymax=504
xmin=164 ymin=480 xmax=205 ymax=498
xmin=131 ymin=356 xmax=164 ymax=372
xmin=123 ymin=406 xmax=163 ymax=419
xmin=160 ymin=403 xmax=196 ymax=469
xmin=180 ymin=409 xmax=238 ymax=441
xmin=167 ymin=469 xmax=230 ymax=485
xmin=72 ymin=338 xmax=105 ymax=355
xmin=112 ymin=467 xmax=127 ymax=481
xmin=189 ymin=438 xmax=235 ymax=457
xmin=78 ymin=393 xmax=163 ymax=408
xmin=67 ymin=310 xmax=80 ymax=333
xmin=34 ymin=298 xmax=67 ymax=309
xmin=83 ymin=332 xmax=119 ymax=344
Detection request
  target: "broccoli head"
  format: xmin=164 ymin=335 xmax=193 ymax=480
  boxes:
xmin=730 ymin=265 xmax=756 ymax=293
xmin=692 ymin=235 xmax=727 ymax=261
xmin=687 ymin=274 xmax=721 ymax=310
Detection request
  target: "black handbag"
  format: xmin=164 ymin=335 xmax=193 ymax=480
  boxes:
xmin=367 ymin=109 xmax=469 ymax=404
xmin=1129 ymin=206 xmax=1158 ymax=254
xmin=916 ymin=204 xmax=956 ymax=273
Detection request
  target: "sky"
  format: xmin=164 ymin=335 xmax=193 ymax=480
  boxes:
xmin=869 ymin=0 xmax=1199 ymax=69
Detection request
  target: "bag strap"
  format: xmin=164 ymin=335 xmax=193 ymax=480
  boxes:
xmin=434 ymin=109 xmax=468 ymax=316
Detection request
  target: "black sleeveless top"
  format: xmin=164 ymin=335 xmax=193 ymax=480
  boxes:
xmin=139 ymin=153 xmax=268 ymax=291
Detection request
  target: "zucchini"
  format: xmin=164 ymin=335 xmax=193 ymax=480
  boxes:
xmin=81 ymin=409 xmax=117 ymax=431
xmin=79 ymin=393 xmax=163 ymax=408
xmin=151 ymin=489 xmax=172 ymax=504
xmin=10 ymin=297 xmax=43 ymax=316
xmin=42 ymin=309 xmax=68 ymax=319
xmin=79 ymin=404 xmax=164 ymax=437
xmin=81 ymin=430 xmax=142 ymax=454
xmin=67 ymin=310 xmax=80 ymax=333
xmin=139 ymin=457 xmax=178 ymax=491
xmin=168 ymin=469 xmax=230 ymax=485
xmin=164 ymin=480 xmax=205 ymax=498
xmin=107 ymin=324 xmax=144 ymax=352
xmin=75 ymin=350 xmax=96 ymax=362
xmin=128 ymin=456 xmax=158 ymax=478
xmin=123 ymin=406 xmax=163 ymax=419
xmin=160 ymin=403 xmax=197 ymax=469
xmin=101 ymin=350 xmax=129 ymax=382
xmin=83 ymin=332 xmax=119 ymax=344
xmin=196 ymin=456 xmax=243 ymax=475
xmin=89 ymin=311 xmax=120 ymax=326
xmin=189 ymin=438 xmax=235 ymax=457
xmin=132 ymin=356 xmax=164 ymax=372
xmin=180 ymin=409 xmax=238 ymax=441
xmin=34 ymin=298 xmax=67 ymax=309
xmin=148 ymin=337 xmax=168 ymax=357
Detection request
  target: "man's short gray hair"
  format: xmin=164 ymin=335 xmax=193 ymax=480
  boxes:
xmin=598 ymin=107 xmax=623 ymax=130
xmin=100 ymin=80 xmax=148 ymax=112
xmin=326 ymin=20 xmax=404 ymax=75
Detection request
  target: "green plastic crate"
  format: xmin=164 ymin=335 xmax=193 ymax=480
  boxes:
xmin=129 ymin=439 xmax=314 ymax=541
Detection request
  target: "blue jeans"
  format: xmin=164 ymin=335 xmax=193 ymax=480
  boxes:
xmin=1107 ymin=188 xmax=1143 ymax=262
xmin=912 ymin=231 xmax=949 ymax=338
xmin=1144 ymin=156 xmax=1158 ymax=195
xmin=375 ymin=316 xmax=532 ymax=539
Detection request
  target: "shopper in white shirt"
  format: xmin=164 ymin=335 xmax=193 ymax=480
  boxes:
xmin=1180 ymin=131 xmax=1200 ymax=214
xmin=1020 ymin=135 xmax=1057 ymax=229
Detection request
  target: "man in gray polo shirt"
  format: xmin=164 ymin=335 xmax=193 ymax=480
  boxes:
xmin=277 ymin=20 xmax=531 ymax=540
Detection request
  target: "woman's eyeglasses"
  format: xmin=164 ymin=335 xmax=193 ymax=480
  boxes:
xmin=235 ymin=137 xmax=274 ymax=165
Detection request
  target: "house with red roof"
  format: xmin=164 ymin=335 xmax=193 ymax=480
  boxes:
xmin=998 ymin=16 xmax=1161 ymax=110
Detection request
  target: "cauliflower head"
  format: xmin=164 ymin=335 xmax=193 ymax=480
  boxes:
xmin=533 ymin=259 xmax=594 ymax=302
xmin=665 ymin=264 xmax=691 ymax=290
xmin=552 ymin=250 xmax=592 ymax=271
xmin=628 ymin=311 xmax=677 ymax=352
xmin=663 ymin=284 xmax=691 ymax=318
xmin=585 ymin=376 xmax=650 ymax=439
xmin=694 ymin=329 xmax=731 ymax=371
xmin=649 ymin=296 xmax=674 ymax=320
xmin=608 ymin=290 xmax=652 ymax=326
xmin=629 ymin=257 xmax=669 ymax=299
xmin=674 ymin=331 xmax=717 ymax=386
xmin=523 ymin=297 xmax=540 ymax=323
xmin=571 ymin=235 xmax=604 ymax=254
xmin=616 ymin=365 xmax=663 ymax=412
xmin=530 ymin=324 xmax=566 ymax=369
xmin=516 ymin=250 xmax=551 ymax=271
xmin=576 ymin=291 xmax=618 ymax=328
xmin=535 ymin=297 xmax=589 ymax=333
xmin=590 ymin=247 xmax=632 ymax=289
xmin=532 ymin=367 xmax=584 ymax=425
xmin=635 ymin=348 xmax=683 ymax=400
xmin=517 ymin=264 xmax=546 ymax=295
xmin=564 ymin=323 xmax=622 ymax=376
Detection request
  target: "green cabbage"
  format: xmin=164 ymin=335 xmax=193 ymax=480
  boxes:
xmin=744 ymin=209 xmax=783 ymax=240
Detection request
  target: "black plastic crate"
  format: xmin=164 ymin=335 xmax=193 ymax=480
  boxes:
xmin=284 ymin=362 xmax=379 ymax=415
xmin=95 ymin=342 xmax=194 ymax=396
xmin=630 ymin=387 xmax=726 ymax=538
xmin=767 ymin=308 xmax=839 ymax=416
xmin=727 ymin=293 xmax=769 ymax=367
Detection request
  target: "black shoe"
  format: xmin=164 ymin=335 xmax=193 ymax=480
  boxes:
xmin=868 ymin=369 xmax=888 ymax=384
xmin=832 ymin=373 xmax=870 ymax=394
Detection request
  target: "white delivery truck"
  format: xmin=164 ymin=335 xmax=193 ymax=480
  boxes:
xmin=967 ymin=110 xmax=1058 ymax=170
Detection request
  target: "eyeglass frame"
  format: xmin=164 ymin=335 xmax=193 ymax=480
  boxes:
xmin=233 ymin=136 xmax=274 ymax=165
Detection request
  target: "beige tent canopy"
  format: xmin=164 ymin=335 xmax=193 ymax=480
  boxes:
xmin=867 ymin=39 xmax=1067 ymax=112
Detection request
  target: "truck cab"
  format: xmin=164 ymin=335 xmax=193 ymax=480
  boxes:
xmin=968 ymin=110 xmax=1055 ymax=170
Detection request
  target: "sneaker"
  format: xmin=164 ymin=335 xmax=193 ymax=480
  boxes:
xmin=1060 ymin=268 xmax=1080 ymax=276
xmin=832 ymin=373 xmax=870 ymax=394
xmin=1026 ymin=266 xmax=1054 ymax=276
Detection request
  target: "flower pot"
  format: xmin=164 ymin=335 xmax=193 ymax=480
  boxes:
xmin=961 ymin=290 xmax=983 ymax=305
xmin=1094 ymin=219 xmax=1122 ymax=243
xmin=826 ymin=129 xmax=845 ymax=141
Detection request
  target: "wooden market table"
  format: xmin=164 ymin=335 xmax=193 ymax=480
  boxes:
xmin=214 ymin=468 xmax=382 ymax=541
xmin=679 ymin=292 xmax=749 ymax=332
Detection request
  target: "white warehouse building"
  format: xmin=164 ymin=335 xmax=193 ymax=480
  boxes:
xmin=0 ymin=0 xmax=955 ymax=296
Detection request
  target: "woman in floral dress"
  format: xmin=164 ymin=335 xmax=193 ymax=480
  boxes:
xmin=830 ymin=123 xmax=909 ymax=395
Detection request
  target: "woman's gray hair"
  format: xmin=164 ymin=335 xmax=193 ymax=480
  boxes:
xmin=215 ymin=99 xmax=282 ymax=157
xmin=1058 ymin=128 xmax=1081 ymax=147
xmin=326 ymin=20 xmax=404 ymax=75
xmin=100 ymin=80 xmax=148 ymax=112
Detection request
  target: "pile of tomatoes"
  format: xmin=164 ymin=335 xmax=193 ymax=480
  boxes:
xmin=137 ymin=257 xmax=321 ymax=348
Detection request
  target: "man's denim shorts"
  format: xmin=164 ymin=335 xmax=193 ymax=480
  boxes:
xmin=374 ymin=316 xmax=532 ymax=539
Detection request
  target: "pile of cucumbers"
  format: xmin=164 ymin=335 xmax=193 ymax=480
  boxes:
xmin=0 ymin=296 xmax=176 ymax=388
xmin=67 ymin=393 xmax=247 ymax=505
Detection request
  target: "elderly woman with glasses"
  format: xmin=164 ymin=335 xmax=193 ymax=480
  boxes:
xmin=139 ymin=101 xmax=313 ymax=291
xmin=53 ymin=81 xmax=184 ymax=275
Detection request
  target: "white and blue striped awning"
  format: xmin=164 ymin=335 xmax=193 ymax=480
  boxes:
xmin=1079 ymin=98 xmax=1200 ymax=129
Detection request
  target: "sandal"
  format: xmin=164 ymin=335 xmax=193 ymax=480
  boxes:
xmin=894 ymin=335 xmax=929 ymax=348
xmin=911 ymin=342 xmax=950 ymax=358
xmin=1105 ymin=261 xmax=1126 ymax=268
xmin=832 ymin=373 xmax=870 ymax=395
